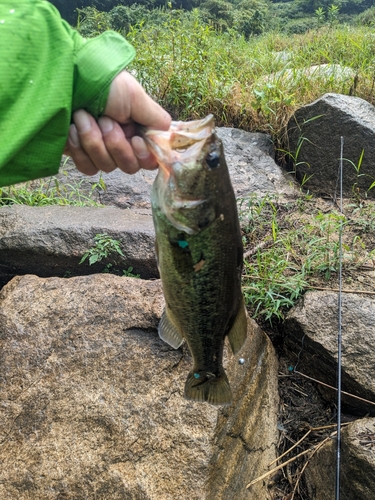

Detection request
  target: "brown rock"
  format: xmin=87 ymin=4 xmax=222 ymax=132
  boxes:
xmin=0 ymin=274 xmax=278 ymax=499
xmin=305 ymin=417 xmax=375 ymax=499
xmin=283 ymin=291 xmax=375 ymax=415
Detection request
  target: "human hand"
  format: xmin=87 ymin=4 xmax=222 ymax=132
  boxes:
xmin=64 ymin=71 xmax=171 ymax=175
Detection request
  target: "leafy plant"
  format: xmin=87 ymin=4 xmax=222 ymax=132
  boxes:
xmin=123 ymin=266 xmax=141 ymax=278
xmin=315 ymin=7 xmax=326 ymax=25
xmin=80 ymin=233 xmax=124 ymax=265
xmin=79 ymin=234 xmax=141 ymax=278
xmin=327 ymin=4 xmax=340 ymax=26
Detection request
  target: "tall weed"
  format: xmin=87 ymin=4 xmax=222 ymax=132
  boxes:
xmin=76 ymin=8 xmax=375 ymax=140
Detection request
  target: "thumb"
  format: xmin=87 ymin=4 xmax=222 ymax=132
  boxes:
xmin=105 ymin=71 xmax=171 ymax=131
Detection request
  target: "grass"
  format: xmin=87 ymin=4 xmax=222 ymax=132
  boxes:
xmin=75 ymin=8 xmax=375 ymax=135
xmin=72 ymin=8 xmax=375 ymax=149
xmin=0 ymin=174 xmax=104 ymax=207
xmin=240 ymin=193 xmax=375 ymax=324
xmin=124 ymin=16 xmax=375 ymax=146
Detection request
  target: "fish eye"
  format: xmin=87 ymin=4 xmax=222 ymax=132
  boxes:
xmin=206 ymin=151 xmax=220 ymax=169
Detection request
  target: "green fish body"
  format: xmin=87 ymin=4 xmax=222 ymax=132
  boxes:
xmin=143 ymin=115 xmax=247 ymax=405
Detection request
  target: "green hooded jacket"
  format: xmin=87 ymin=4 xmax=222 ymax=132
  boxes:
xmin=0 ymin=0 xmax=135 ymax=187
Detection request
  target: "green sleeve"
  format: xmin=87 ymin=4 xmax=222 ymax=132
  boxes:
xmin=0 ymin=1 xmax=135 ymax=187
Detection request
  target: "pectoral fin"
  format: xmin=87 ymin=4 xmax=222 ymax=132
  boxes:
xmin=158 ymin=308 xmax=184 ymax=349
xmin=227 ymin=297 xmax=248 ymax=354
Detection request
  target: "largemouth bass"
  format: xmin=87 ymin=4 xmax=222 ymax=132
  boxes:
xmin=143 ymin=115 xmax=247 ymax=405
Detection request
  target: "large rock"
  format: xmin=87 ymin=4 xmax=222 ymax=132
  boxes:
xmin=287 ymin=93 xmax=375 ymax=197
xmin=0 ymin=274 xmax=279 ymax=500
xmin=0 ymin=205 xmax=157 ymax=288
xmin=283 ymin=291 xmax=375 ymax=415
xmin=52 ymin=127 xmax=295 ymax=210
xmin=305 ymin=417 xmax=375 ymax=499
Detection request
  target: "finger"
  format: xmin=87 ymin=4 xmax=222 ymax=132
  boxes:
xmin=129 ymin=88 xmax=172 ymax=130
xmin=105 ymin=71 xmax=172 ymax=130
xmin=131 ymin=136 xmax=158 ymax=171
xmin=73 ymin=110 xmax=117 ymax=174
xmin=98 ymin=116 xmax=141 ymax=175
xmin=67 ymin=124 xmax=98 ymax=176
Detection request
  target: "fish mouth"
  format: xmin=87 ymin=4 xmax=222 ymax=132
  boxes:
xmin=142 ymin=114 xmax=215 ymax=174
xmin=142 ymin=115 xmax=215 ymax=234
xmin=144 ymin=113 xmax=214 ymax=146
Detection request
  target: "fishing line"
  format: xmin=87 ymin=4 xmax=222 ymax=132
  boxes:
xmin=335 ymin=136 xmax=344 ymax=500
xmin=291 ymin=139 xmax=344 ymax=498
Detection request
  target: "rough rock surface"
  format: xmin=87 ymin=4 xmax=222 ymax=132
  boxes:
xmin=305 ymin=417 xmax=375 ymax=500
xmin=0 ymin=205 xmax=157 ymax=288
xmin=287 ymin=93 xmax=375 ymax=198
xmin=283 ymin=291 xmax=375 ymax=415
xmin=0 ymin=274 xmax=279 ymax=500
xmin=52 ymin=127 xmax=295 ymax=210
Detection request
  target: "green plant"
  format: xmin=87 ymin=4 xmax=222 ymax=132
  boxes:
xmin=327 ymin=4 xmax=340 ymax=26
xmin=0 ymin=175 xmax=104 ymax=207
xmin=123 ymin=266 xmax=141 ymax=278
xmin=347 ymin=200 xmax=375 ymax=233
xmin=102 ymin=263 xmax=140 ymax=277
xmin=309 ymin=211 xmax=346 ymax=279
xmin=240 ymin=193 xmax=374 ymax=324
xmin=80 ymin=233 xmax=124 ymax=265
xmin=343 ymin=149 xmax=375 ymax=202
xmin=315 ymin=7 xmax=326 ymax=25
xmin=79 ymin=234 xmax=141 ymax=278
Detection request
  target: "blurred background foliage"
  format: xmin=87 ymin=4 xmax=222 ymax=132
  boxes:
xmin=47 ymin=1 xmax=375 ymax=146
xmin=50 ymin=0 xmax=375 ymax=35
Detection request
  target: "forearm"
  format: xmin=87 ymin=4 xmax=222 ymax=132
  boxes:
xmin=0 ymin=0 xmax=135 ymax=187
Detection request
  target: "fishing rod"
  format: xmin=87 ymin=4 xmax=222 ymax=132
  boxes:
xmin=335 ymin=136 xmax=344 ymax=500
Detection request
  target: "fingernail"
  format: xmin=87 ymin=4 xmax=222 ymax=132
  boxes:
xmin=132 ymin=136 xmax=150 ymax=159
xmin=74 ymin=110 xmax=92 ymax=133
xmin=69 ymin=125 xmax=80 ymax=147
xmin=98 ymin=116 xmax=114 ymax=134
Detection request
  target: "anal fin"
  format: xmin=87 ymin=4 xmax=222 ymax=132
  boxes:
xmin=158 ymin=308 xmax=184 ymax=349
xmin=227 ymin=296 xmax=248 ymax=354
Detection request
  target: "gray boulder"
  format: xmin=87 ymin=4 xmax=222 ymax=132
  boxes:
xmin=0 ymin=205 xmax=157 ymax=288
xmin=217 ymin=127 xmax=295 ymax=198
xmin=0 ymin=274 xmax=279 ymax=500
xmin=287 ymin=93 xmax=375 ymax=198
xmin=283 ymin=291 xmax=375 ymax=415
xmin=305 ymin=417 xmax=375 ymax=500
xmin=53 ymin=127 xmax=295 ymax=210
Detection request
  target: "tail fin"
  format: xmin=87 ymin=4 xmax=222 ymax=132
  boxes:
xmin=184 ymin=370 xmax=232 ymax=406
